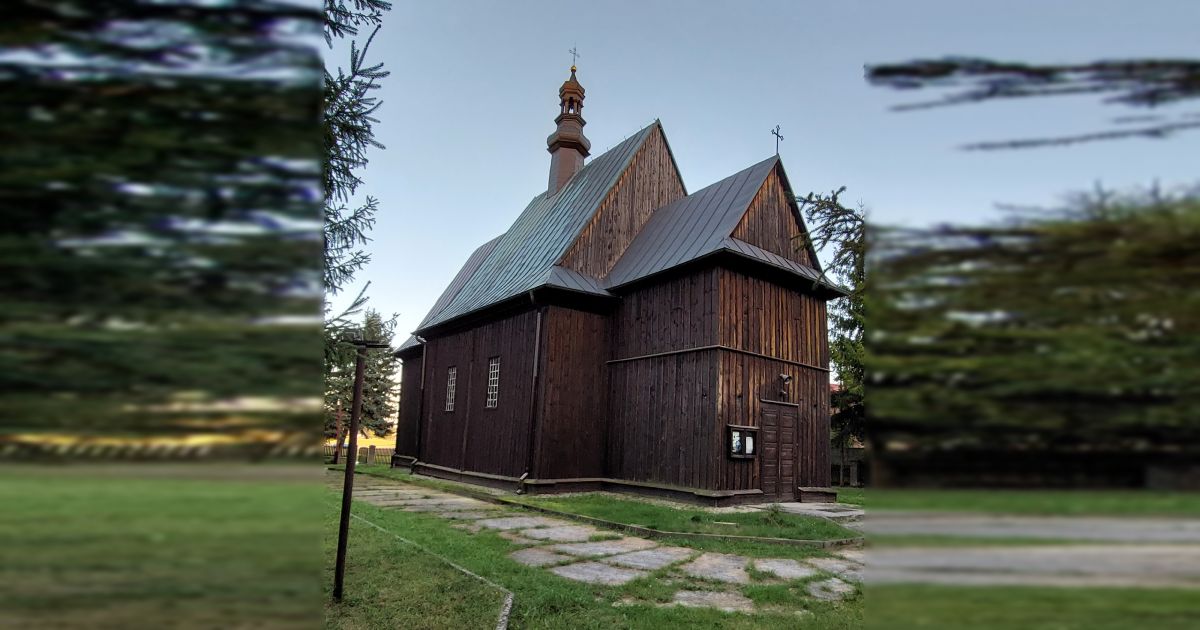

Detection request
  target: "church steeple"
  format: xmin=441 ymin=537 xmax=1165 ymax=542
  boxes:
xmin=546 ymin=65 xmax=591 ymax=195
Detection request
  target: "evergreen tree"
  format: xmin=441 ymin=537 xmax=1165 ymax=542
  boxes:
xmin=323 ymin=0 xmax=392 ymax=294
xmin=864 ymin=53 xmax=1200 ymax=476
xmin=798 ymin=188 xmax=866 ymax=468
xmin=324 ymin=309 xmax=398 ymax=440
xmin=866 ymin=57 xmax=1200 ymax=149
xmin=868 ymin=190 xmax=1200 ymax=455
xmin=0 ymin=1 xmax=325 ymax=440
xmin=320 ymin=1 xmax=395 ymax=447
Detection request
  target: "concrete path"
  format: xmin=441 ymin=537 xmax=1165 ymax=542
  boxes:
xmin=864 ymin=511 xmax=1200 ymax=543
xmin=866 ymin=544 xmax=1200 ymax=588
xmin=338 ymin=474 xmax=862 ymax=614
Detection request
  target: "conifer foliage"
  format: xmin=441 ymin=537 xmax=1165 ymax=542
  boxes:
xmin=799 ymin=188 xmax=866 ymax=460
xmin=0 ymin=1 xmax=326 ymax=440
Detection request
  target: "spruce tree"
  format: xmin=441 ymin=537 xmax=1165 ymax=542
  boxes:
xmin=0 ymin=1 xmax=326 ymax=442
xmin=798 ymin=188 xmax=866 ymax=474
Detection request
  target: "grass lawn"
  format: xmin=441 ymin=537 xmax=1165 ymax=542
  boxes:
xmin=834 ymin=487 xmax=864 ymax=506
xmin=869 ymin=489 xmax=1200 ymax=516
xmin=0 ymin=464 xmax=322 ymax=628
xmin=867 ymin=584 xmax=1200 ymax=629
xmin=351 ymin=465 xmax=857 ymax=543
xmin=327 ymin=489 xmax=862 ymax=629
xmin=323 ymin=505 xmax=505 ymax=628
xmin=515 ymin=493 xmax=858 ymax=541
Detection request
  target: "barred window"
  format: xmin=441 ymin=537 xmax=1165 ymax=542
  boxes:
xmin=445 ymin=366 xmax=457 ymax=412
xmin=485 ymin=356 xmax=500 ymax=408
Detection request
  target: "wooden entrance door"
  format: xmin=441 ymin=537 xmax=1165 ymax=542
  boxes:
xmin=760 ymin=402 xmax=798 ymax=500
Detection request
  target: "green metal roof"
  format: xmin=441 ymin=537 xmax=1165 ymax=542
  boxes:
xmin=414 ymin=122 xmax=659 ymax=332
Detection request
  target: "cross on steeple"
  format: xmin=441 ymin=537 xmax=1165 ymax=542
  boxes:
xmin=568 ymin=45 xmax=580 ymax=70
xmin=771 ymin=124 xmax=784 ymax=155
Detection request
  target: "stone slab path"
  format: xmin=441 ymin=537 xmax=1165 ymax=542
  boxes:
xmin=341 ymin=474 xmax=862 ymax=614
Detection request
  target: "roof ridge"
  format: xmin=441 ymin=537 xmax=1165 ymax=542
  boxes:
xmin=605 ymin=156 xmax=783 ymax=289
xmin=415 ymin=122 xmax=660 ymax=332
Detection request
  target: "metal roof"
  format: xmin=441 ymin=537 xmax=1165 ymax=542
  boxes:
xmin=396 ymin=334 xmax=421 ymax=353
xmin=605 ymin=155 xmax=779 ymax=288
xmin=414 ymin=235 xmax=503 ymax=330
xmin=414 ymin=122 xmax=658 ymax=332
xmin=720 ymin=237 xmax=848 ymax=295
xmin=543 ymin=265 xmax=612 ymax=296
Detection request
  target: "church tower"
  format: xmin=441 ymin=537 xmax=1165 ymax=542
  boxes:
xmin=546 ymin=65 xmax=591 ymax=195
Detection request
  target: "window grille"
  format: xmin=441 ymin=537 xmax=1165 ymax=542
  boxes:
xmin=445 ymin=367 xmax=457 ymax=411
xmin=485 ymin=357 xmax=500 ymax=408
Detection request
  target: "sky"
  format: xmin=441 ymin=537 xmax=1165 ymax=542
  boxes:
xmin=326 ymin=0 xmax=1199 ymax=340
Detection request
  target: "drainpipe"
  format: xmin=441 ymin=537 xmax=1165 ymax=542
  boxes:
xmin=413 ymin=335 xmax=427 ymax=468
xmin=521 ymin=291 xmax=544 ymax=492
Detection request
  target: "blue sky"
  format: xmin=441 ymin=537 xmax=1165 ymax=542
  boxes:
xmin=327 ymin=0 xmax=1199 ymax=339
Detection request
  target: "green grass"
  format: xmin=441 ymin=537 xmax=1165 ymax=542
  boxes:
xmin=344 ymin=464 xmax=475 ymax=497
xmin=513 ymin=493 xmax=858 ymax=541
xmin=0 ymin=464 xmax=322 ymax=628
xmin=834 ymin=487 xmax=864 ymax=506
xmin=351 ymin=465 xmax=842 ymax=561
xmin=867 ymin=584 xmax=1200 ymax=629
xmin=329 ymin=490 xmax=862 ymax=629
xmin=323 ymin=505 xmax=504 ymax=628
xmin=869 ymin=489 xmax=1200 ymax=516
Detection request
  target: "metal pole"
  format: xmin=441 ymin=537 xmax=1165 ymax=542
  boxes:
xmin=333 ymin=343 xmax=369 ymax=602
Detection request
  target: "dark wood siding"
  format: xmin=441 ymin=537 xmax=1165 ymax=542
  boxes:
xmin=534 ymin=306 xmax=609 ymax=479
xmin=717 ymin=268 xmax=829 ymax=368
xmin=606 ymin=351 xmax=720 ymax=489
xmin=731 ymin=166 xmax=814 ymax=267
xmin=717 ymin=351 xmax=830 ymax=489
xmin=394 ymin=351 xmax=422 ymax=457
xmin=419 ymin=309 xmax=538 ymax=477
xmin=612 ymin=268 xmax=719 ymax=359
xmin=716 ymin=267 xmax=831 ymax=490
xmin=561 ymin=126 xmax=686 ymax=279
xmin=606 ymin=270 xmax=720 ymax=488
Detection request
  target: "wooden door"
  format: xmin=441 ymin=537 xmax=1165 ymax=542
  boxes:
xmin=760 ymin=402 xmax=798 ymax=500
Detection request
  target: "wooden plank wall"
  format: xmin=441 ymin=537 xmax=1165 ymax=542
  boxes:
xmin=560 ymin=126 xmax=686 ymax=279
xmin=731 ymin=166 xmax=814 ymax=267
xmin=606 ymin=352 xmax=720 ymax=489
xmin=717 ymin=268 xmax=829 ymax=368
xmin=534 ymin=306 xmax=609 ymax=479
xmin=606 ymin=271 xmax=721 ymax=488
xmin=612 ymin=268 xmax=719 ymax=358
xmin=394 ymin=353 xmax=422 ymax=457
xmin=419 ymin=309 xmax=538 ymax=477
xmin=717 ymin=351 xmax=831 ymax=489
xmin=716 ymin=267 xmax=831 ymax=489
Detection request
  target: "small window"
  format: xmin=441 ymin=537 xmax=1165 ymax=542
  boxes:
xmin=445 ymin=367 xmax=457 ymax=412
xmin=485 ymin=356 xmax=500 ymax=408
xmin=728 ymin=425 xmax=757 ymax=459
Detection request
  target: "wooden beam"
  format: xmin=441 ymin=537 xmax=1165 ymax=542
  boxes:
xmin=606 ymin=344 xmax=830 ymax=373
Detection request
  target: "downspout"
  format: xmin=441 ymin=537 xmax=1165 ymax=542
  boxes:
xmin=413 ymin=336 xmax=427 ymax=468
xmin=521 ymin=291 xmax=544 ymax=493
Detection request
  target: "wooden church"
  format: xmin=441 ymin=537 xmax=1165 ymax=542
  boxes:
xmin=392 ymin=66 xmax=846 ymax=505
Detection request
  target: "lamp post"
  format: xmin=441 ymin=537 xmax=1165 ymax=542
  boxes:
xmin=333 ymin=338 xmax=389 ymax=602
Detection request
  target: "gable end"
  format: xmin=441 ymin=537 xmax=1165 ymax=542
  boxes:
xmin=731 ymin=162 xmax=821 ymax=272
